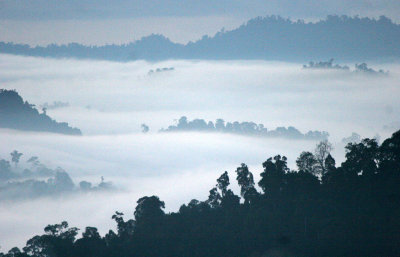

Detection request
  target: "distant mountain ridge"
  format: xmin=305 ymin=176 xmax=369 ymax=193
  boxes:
xmin=0 ymin=89 xmax=81 ymax=135
xmin=1 ymin=15 xmax=399 ymax=62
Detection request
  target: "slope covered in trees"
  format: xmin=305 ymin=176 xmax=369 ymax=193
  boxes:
xmin=1 ymin=15 xmax=399 ymax=62
xmin=2 ymin=130 xmax=400 ymax=257
xmin=161 ymin=116 xmax=329 ymax=140
xmin=0 ymin=89 xmax=81 ymax=135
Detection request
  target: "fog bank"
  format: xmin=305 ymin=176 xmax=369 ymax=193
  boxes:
xmin=0 ymin=54 xmax=399 ymax=250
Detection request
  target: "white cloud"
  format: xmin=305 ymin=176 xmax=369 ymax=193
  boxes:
xmin=0 ymin=54 xmax=399 ymax=251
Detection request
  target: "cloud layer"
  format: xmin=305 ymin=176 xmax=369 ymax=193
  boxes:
xmin=1 ymin=54 xmax=398 ymax=138
xmin=0 ymin=54 xmax=399 ymax=250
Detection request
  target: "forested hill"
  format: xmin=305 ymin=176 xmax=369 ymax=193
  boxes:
xmin=161 ymin=116 xmax=329 ymax=140
xmin=0 ymin=89 xmax=81 ymax=135
xmin=2 ymin=130 xmax=400 ymax=257
xmin=1 ymin=15 xmax=400 ymax=62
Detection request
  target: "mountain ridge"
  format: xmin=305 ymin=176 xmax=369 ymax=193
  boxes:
xmin=1 ymin=15 xmax=399 ymax=62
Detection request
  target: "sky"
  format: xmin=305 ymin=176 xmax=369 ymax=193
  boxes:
xmin=1 ymin=0 xmax=400 ymax=45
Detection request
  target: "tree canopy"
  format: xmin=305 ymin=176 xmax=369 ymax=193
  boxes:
xmin=2 ymin=130 xmax=400 ymax=257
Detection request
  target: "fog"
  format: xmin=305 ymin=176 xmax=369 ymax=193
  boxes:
xmin=1 ymin=54 xmax=398 ymax=138
xmin=0 ymin=54 xmax=399 ymax=250
xmin=0 ymin=131 xmax=321 ymax=250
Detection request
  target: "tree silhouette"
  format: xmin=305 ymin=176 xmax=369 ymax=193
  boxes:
xmin=216 ymin=171 xmax=230 ymax=197
xmin=163 ymin=116 xmax=329 ymax=140
xmin=27 ymin=156 xmax=39 ymax=167
xmin=314 ymin=140 xmax=333 ymax=176
xmin=3 ymin=130 xmax=400 ymax=257
xmin=379 ymin=130 xmax=400 ymax=173
xmin=343 ymin=138 xmax=379 ymax=177
xmin=111 ymin=211 xmax=135 ymax=238
xmin=258 ymin=155 xmax=289 ymax=196
xmin=324 ymin=154 xmax=336 ymax=173
xmin=235 ymin=163 xmax=258 ymax=204
xmin=4 ymin=247 xmax=24 ymax=257
xmin=81 ymin=227 xmax=100 ymax=239
xmin=10 ymin=150 xmax=23 ymax=167
xmin=206 ymin=187 xmax=221 ymax=208
xmin=134 ymin=196 xmax=165 ymax=230
xmin=141 ymin=124 xmax=149 ymax=133
xmin=296 ymin=151 xmax=318 ymax=174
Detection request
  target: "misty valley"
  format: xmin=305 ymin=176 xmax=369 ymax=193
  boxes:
xmin=0 ymin=9 xmax=400 ymax=257
xmin=0 ymin=149 xmax=112 ymax=201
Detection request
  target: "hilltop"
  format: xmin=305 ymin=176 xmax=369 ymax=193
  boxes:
xmin=1 ymin=15 xmax=399 ymax=62
xmin=0 ymin=89 xmax=81 ymax=135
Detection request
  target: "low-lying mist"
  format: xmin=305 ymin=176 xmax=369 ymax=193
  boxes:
xmin=0 ymin=131 xmax=326 ymax=250
xmin=0 ymin=54 xmax=399 ymax=250
xmin=1 ymin=54 xmax=398 ymax=138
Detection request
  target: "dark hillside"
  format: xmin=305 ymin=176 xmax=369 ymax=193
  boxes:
xmin=0 ymin=89 xmax=81 ymax=135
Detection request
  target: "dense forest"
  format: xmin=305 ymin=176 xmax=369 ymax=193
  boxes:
xmin=1 ymin=15 xmax=399 ymax=62
xmin=1 ymin=130 xmax=399 ymax=257
xmin=303 ymin=59 xmax=388 ymax=74
xmin=161 ymin=116 xmax=329 ymax=140
xmin=0 ymin=89 xmax=81 ymax=135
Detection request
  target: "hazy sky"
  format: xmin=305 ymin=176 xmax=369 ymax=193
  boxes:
xmin=0 ymin=0 xmax=399 ymax=45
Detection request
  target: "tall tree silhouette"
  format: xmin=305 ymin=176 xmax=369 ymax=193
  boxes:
xmin=258 ymin=155 xmax=289 ymax=197
xmin=10 ymin=150 xmax=23 ymax=167
xmin=314 ymin=140 xmax=333 ymax=176
xmin=235 ymin=163 xmax=258 ymax=204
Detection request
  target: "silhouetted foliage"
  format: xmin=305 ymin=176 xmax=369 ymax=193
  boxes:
xmin=259 ymin=155 xmax=289 ymax=197
xmin=0 ymin=89 xmax=81 ymax=135
xmin=0 ymin=151 xmax=113 ymax=201
xmin=3 ymin=130 xmax=400 ymax=256
xmin=354 ymin=63 xmax=388 ymax=74
xmin=303 ymin=59 xmax=389 ymax=74
xmin=314 ymin=139 xmax=333 ymax=176
xmin=140 ymin=124 xmax=149 ymax=133
xmin=162 ymin=116 xmax=329 ymax=140
xmin=235 ymin=164 xmax=258 ymax=204
xmin=40 ymin=101 xmax=70 ymax=110
xmin=303 ymin=58 xmax=350 ymax=70
xmin=10 ymin=150 xmax=23 ymax=167
xmin=148 ymin=67 xmax=174 ymax=75
xmin=296 ymin=151 xmax=318 ymax=174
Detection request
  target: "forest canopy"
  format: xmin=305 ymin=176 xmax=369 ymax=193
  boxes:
xmin=2 ymin=129 xmax=400 ymax=257
xmin=161 ymin=116 xmax=329 ymax=141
